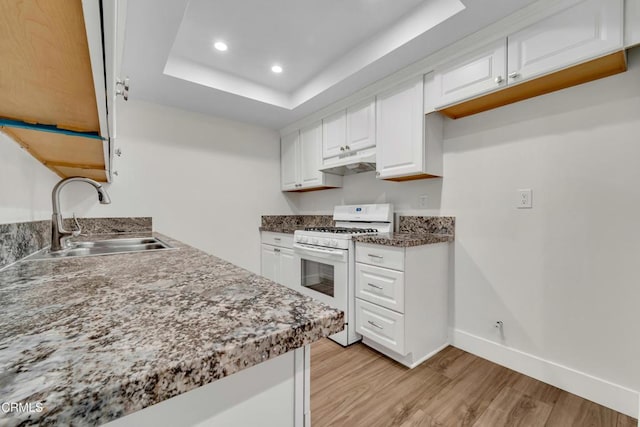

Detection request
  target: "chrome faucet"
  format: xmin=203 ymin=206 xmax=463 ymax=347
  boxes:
xmin=50 ymin=177 xmax=111 ymax=252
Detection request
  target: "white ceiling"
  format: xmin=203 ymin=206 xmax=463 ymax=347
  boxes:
xmin=122 ymin=0 xmax=540 ymax=129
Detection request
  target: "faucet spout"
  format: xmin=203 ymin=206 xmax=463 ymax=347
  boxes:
xmin=50 ymin=177 xmax=112 ymax=252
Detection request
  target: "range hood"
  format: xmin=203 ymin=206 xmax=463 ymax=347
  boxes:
xmin=319 ymin=151 xmax=376 ymax=176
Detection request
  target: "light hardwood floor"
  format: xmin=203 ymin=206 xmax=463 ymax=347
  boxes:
xmin=311 ymin=339 xmax=637 ymax=427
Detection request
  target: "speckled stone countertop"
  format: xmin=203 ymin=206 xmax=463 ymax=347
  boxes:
xmin=0 ymin=233 xmax=344 ymax=426
xmin=259 ymin=215 xmax=334 ymax=234
xmin=353 ymin=232 xmax=453 ymax=247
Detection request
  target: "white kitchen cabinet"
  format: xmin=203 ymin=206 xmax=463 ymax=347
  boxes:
xmin=428 ymin=0 xmax=623 ymax=110
xmin=281 ymin=131 xmax=300 ymax=191
xmin=428 ymin=39 xmax=507 ymax=109
xmin=355 ymin=242 xmax=449 ymax=368
xmin=260 ymin=232 xmax=298 ymax=290
xmin=281 ymin=124 xmax=342 ymax=192
xmin=626 ymin=0 xmax=640 ymax=47
xmin=376 ymin=76 xmax=444 ymax=181
xmin=507 ymin=0 xmax=623 ymax=84
xmin=322 ymin=111 xmax=346 ymax=159
xmin=346 ymin=98 xmax=376 ymax=153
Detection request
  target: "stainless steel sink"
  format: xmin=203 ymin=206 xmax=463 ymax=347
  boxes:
xmin=25 ymin=237 xmax=175 ymax=261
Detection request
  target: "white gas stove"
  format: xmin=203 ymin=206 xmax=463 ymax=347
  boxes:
xmin=293 ymin=204 xmax=393 ymax=346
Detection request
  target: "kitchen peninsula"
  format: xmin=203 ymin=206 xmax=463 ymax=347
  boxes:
xmin=0 ymin=230 xmax=343 ymax=426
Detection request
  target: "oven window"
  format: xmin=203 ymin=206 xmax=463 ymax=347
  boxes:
xmin=301 ymin=259 xmax=335 ymax=297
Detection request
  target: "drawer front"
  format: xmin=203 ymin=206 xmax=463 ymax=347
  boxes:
xmin=356 ymin=243 xmax=404 ymax=271
xmin=356 ymin=263 xmax=405 ymax=313
xmin=261 ymin=232 xmax=294 ymax=248
xmin=356 ymin=299 xmax=405 ymax=355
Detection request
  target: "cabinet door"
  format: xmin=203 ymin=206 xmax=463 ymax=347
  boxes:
xmin=281 ymin=131 xmax=299 ymax=191
xmin=376 ymin=77 xmax=425 ymax=179
xmin=261 ymin=245 xmax=280 ymax=283
xmin=279 ymin=248 xmax=298 ymax=290
xmin=430 ymin=39 xmax=507 ymax=108
xmin=322 ymin=111 xmax=346 ymax=159
xmin=299 ymin=123 xmax=323 ymax=188
xmin=508 ymin=0 xmax=623 ymax=83
xmin=346 ymin=99 xmax=375 ymax=152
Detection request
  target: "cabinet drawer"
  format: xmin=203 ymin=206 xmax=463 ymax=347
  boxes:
xmin=356 ymin=243 xmax=404 ymax=271
xmin=356 ymin=263 xmax=404 ymax=313
xmin=260 ymin=232 xmax=294 ymax=248
xmin=356 ymin=299 xmax=406 ymax=355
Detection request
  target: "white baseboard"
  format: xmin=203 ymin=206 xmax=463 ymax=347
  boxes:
xmin=451 ymin=328 xmax=639 ymax=419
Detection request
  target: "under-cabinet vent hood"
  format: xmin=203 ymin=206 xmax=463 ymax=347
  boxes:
xmin=319 ymin=151 xmax=376 ymax=176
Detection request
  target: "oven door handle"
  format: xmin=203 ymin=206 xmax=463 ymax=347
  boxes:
xmin=293 ymin=243 xmax=347 ymax=260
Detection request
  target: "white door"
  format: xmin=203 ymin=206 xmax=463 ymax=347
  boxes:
xmin=261 ymin=244 xmax=280 ymax=283
xmin=281 ymin=131 xmax=299 ymax=191
xmin=299 ymin=123 xmax=323 ymax=188
xmin=279 ymin=247 xmax=298 ymax=290
xmin=507 ymin=0 xmax=623 ymax=84
xmin=346 ymin=99 xmax=375 ymax=152
xmin=322 ymin=110 xmax=346 ymax=159
xmin=376 ymin=77 xmax=425 ymax=180
xmin=431 ymin=39 xmax=507 ymax=108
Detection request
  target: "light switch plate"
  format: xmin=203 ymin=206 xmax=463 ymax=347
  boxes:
xmin=517 ymin=189 xmax=532 ymax=209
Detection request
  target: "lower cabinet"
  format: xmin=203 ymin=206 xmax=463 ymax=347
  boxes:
xmin=260 ymin=232 xmax=297 ymax=290
xmin=355 ymin=242 xmax=449 ymax=368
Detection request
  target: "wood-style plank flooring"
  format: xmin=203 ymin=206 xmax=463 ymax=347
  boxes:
xmin=311 ymin=339 xmax=637 ymax=427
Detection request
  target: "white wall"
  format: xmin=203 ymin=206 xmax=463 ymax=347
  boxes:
xmin=291 ymin=50 xmax=640 ymax=411
xmin=57 ymin=100 xmax=294 ymax=273
xmin=0 ymin=131 xmax=61 ymax=223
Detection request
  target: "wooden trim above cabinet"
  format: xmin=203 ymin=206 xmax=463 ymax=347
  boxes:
xmin=439 ymin=51 xmax=627 ymax=119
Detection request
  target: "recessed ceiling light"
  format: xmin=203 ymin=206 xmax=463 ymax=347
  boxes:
xmin=214 ymin=41 xmax=228 ymax=52
xmin=271 ymin=64 xmax=283 ymax=74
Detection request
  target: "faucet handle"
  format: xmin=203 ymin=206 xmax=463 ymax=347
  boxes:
xmin=72 ymin=213 xmax=83 ymax=237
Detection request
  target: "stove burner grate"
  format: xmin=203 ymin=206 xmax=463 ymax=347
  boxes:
xmin=304 ymin=226 xmax=378 ymax=234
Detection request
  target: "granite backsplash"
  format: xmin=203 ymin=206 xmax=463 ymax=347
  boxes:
xmin=0 ymin=217 xmax=152 ymax=269
xmin=261 ymin=215 xmax=334 ymax=229
xmin=398 ymin=216 xmax=455 ymax=235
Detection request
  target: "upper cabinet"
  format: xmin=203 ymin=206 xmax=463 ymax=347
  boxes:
xmin=321 ymin=98 xmax=376 ymax=165
xmin=428 ymin=40 xmax=507 ymax=109
xmin=0 ymin=0 xmax=126 ymax=182
xmin=428 ymin=0 xmax=625 ymax=118
xmin=506 ymin=0 xmax=623 ymax=83
xmin=281 ymin=124 xmax=342 ymax=192
xmin=322 ymin=111 xmax=347 ymax=160
xmin=376 ymin=76 xmax=443 ymax=181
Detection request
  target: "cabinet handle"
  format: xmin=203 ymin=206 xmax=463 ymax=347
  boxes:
xmin=368 ymin=254 xmax=383 ymax=259
xmin=345 ymin=145 xmax=350 ymax=150
xmin=508 ymin=72 xmax=520 ymax=79
xmin=367 ymin=283 xmax=384 ymax=290
xmin=274 ymin=237 xmax=281 ymax=241
xmin=494 ymin=76 xmax=504 ymax=84
xmin=340 ymin=146 xmax=345 ymax=152
xmin=367 ymin=320 xmax=384 ymax=329
xmin=274 ymin=248 xmax=281 ymax=253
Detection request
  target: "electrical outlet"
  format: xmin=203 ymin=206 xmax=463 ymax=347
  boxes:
xmin=418 ymin=195 xmax=428 ymax=208
xmin=517 ymin=189 xmax=532 ymax=209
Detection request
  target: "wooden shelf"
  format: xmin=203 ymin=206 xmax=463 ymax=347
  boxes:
xmin=0 ymin=0 xmax=108 ymax=181
xmin=439 ymin=51 xmax=628 ymax=120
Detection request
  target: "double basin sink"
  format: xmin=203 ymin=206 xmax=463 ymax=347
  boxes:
xmin=26 ymin=237 xmax=174 ymax=261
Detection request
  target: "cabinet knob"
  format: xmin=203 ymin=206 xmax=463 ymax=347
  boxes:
xmin=375 ymin=171 xmax=381 ymax=177
xmin=494 ymin=76 xmax=504 ymax=84
xmin=340 ymin=146 xmax=345 ymax=152
xmin=508 ymin=72 xmax=520 ymax=79
xmin=345 ymin=145 xmax=350 ymax=150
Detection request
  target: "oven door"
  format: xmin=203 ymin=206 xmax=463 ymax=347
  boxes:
xmin=293 ymin=243 xmax=348 ymax=313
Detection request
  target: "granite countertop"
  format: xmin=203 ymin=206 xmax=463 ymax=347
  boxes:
xmin=353 ymin=232 xmax=454 ymax=247
xmin=258 ymin=226 xmax=299 ymax=234
xmin=0 ymin=233 xmax=344 ymax=426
